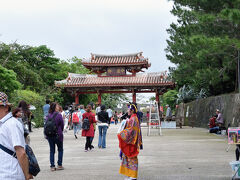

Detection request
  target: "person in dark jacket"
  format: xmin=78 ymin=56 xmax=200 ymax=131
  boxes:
xmin=46 ymin=102 xmax=64 ymax=171
xmin=97 ymin=105 xmax=110 ymax=148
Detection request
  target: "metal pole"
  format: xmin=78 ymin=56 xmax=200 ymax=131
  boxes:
xmin=238 ymin=50 xmax=240 ymax=93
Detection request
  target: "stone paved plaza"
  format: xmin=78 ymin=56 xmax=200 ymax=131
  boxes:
xmin=31 ymin=125 xmax=234 ymax=180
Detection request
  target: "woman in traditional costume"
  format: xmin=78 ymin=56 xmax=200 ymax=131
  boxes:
xmin=118 ymin=103 xmax=143 ymax=180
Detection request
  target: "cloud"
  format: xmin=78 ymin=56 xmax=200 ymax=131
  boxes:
xmin=0 ymin=0 xmax=176 ymax=72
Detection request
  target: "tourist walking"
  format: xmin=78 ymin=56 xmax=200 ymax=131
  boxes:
xmin=45 ymin=102 xmax=64 ymax=171
xmin=82 ymin=104 xmax=97 ymax=152
xmin=12 ymin=108 xmax=24 ymax=125
xmin=106 ymin=106 xmax=113 ymax=121
xmin=72 ymin=107 xmax=82 ymax=139
xmin=63 ymin=106 xmax=70 ymax=132
xmin=146 ymin=111 xmax=150 ymax=127
xmin=97 ymin=105 xmax=110 ymax=148
xmin=43 ymin=100 xmax=50 ymax=124
xmin=0 ymin=92 xmax=33 ymax=180
xmin=18 ymin=100 xmax=32 ymax=132
xmin=96 ymin=103 xmax=101 ymax=115
xmin=118 ymin=103 xmax=143 ymax=180
xmin=12 ymin=108 xmax=29 ymax=138
xmin=114 ymin=111 xmax=118 ymax=125
xmin=79 ymin=104 xmax=86 ymax=114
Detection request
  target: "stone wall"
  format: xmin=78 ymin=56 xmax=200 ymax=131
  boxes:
xmin=176 ymin=93 xmax=240 ymax=128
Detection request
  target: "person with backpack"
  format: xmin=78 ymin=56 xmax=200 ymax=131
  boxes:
xmin=97 ymin=105 xmax=110 ymax=149
xmin=82 ymin=104 xmax=97 ymax=152
xmin=44 ymin=102 xmax=64 ymax=171
xmin=72 ymin=107 xmax=82 ymax=139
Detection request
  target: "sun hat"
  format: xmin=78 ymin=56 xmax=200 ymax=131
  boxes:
xmin=0 ymin=92 xmax=12 ymax=106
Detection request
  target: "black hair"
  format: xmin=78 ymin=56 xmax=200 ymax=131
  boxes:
xmin=101 ymin=105 xmax=106 ymax=111
xmin=46 ymin=100 xmax=50 ymax=104
xmin=64 ymin=106 xmax=68 ymax=111
xmin=18 ymin=100 xmax=30 ymax=116
xmin=86 ymin=104 xmax=92 ymax=112
xmin=12 ymin=108 xmax=22 ymax=117
xmin=49 ymin=102 xmax=58 ymax=114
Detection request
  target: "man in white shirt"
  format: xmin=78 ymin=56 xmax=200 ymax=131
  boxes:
xmin=106 ymin=106 xmax=113 ymax=119
xmin=0 ymin=92 xmax=32 ymax=180
xmin=96 ymin=103 xmax=101 ymax=115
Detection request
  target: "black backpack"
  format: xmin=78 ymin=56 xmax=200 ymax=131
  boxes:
xmin=82 ymin=117 xmax=90 ymax=130
xmin=44 ymin=113 xmax=58 ymax=136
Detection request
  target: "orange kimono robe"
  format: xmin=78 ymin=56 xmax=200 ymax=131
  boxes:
xmin=118 ymin=114 xmax=142 ymax=179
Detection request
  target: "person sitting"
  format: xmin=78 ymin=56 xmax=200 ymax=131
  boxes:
xmin=209 ymin=110 xmax=224 ymax=134
xmin=208 ymin=116 xmax=216 ymax=129
xmin=215 ymin=109 xmax=224 ymax=127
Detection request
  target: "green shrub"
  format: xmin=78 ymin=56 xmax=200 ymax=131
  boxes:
xmin=10 ymin=90 xmax=45 ymax=127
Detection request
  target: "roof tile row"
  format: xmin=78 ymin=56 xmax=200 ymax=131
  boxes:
xmin=55 ymin=72 xmax=174 ymax=88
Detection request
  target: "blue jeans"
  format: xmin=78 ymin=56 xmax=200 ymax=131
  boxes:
xmin=47 ymin=136 xmax=63 ymax=167
xmin=209 ymin=126 xmax=219 ymax=133
xmin=73 ymin=123 xmax=80 ymax=135
xmin=98 ymin=126 xmax=108 ymax=148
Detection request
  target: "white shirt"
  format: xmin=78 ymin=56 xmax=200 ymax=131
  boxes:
xmin=96 ymin=106 xmax=101 ymax=115
xmin=106 ymin=109 xmax=113 ymax=118
xmin=0 ymin=112 xmax=26 ymax=180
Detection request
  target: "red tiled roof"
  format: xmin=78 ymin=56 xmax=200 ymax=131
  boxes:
xmin=55 ymin=72 xmax=174 ymax=88
xmin=82 ymin=52 xmax=150 ymax=67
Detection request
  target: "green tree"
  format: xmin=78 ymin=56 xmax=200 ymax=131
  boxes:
xmin=0 ymin=65 xmax=22 ymax=94
xmin=166 ymin=0 xmax=240 ymax=96
xmin=163 ymin=90 xmax=178 ymax=109
xmin=10 ymin=90 xmax=45 ymax=127
xmin=0 ymin=43 xmax=60 ymax=92
xmin=102 ymin=93 xmax=127 ymax=109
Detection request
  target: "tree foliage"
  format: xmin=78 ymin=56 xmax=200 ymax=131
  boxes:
xmin=0 ymin=65 xmax=22 ymax=94
xmin=166 ymin=0 xmax=240 ymax=96
xmin=0 ymin=42 xmax=126 ymax=123
xmin=10 ymin=90 xmax=45 ymax=127
xmin=102 ymin=93 xmax=128 ymax=109
xmin=163 ymin=90 xmax=178 ymax=109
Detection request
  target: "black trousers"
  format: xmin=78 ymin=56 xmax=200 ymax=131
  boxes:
xmin=236 ymin=145 xmax=240 ymax=161
xmin=85 ymin=137 xmax=92 ymax=150
xmin=28 ymin=121 xmax=32 ymax=132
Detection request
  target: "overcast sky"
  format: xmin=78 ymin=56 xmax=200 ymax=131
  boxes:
xmin=0 ymin=0 xmax=176 ymax=73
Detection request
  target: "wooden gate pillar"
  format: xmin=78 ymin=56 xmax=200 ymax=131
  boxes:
xmin=156 ymin=91 xmax=160 ymax=103
xmin=98 ymin=91 xmax=102 ymax=105
xmin=75 ymin=93 xmax=79 ymax=104
xmin=156 ymin=90 xmax=161 ymax=117
xmin=132 ymin=89 xmax=136 ymax=103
